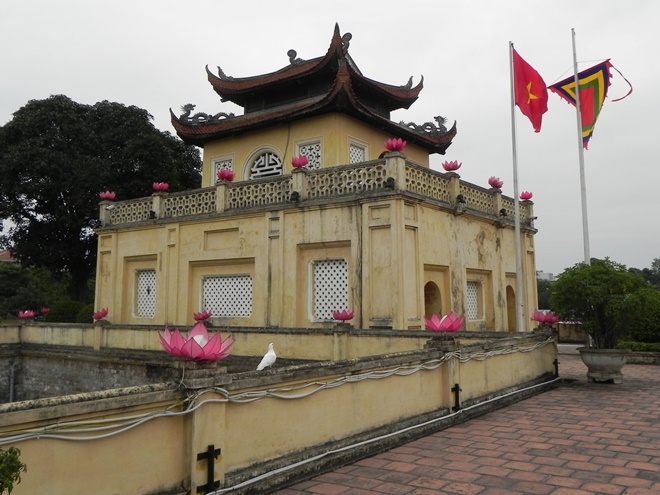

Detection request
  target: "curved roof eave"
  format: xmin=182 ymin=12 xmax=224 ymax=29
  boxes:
xmin=206 ymin=24 xmax=346 ymax=101
xmin=173 ymin=65 xmax=456 ymax=153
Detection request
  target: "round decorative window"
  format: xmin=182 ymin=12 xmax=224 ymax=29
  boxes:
xmin=249 ymin=150 xmax=283 ymax=179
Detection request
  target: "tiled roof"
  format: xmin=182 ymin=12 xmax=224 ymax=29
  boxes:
xmin=173 ymin=64 xmax=456 ymax=153
xmin=172 ymin=23 xmax=456 ymax=153
xmin=206 ymin=24 xmax=422 ymax=109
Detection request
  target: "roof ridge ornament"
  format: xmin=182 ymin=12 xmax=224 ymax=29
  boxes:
xmin=399 ymin=115 xmax=450 ymax=136
xmin=178 ymin=104 xmax=235 ymax=125
xmin=216 ymin=66 xmax=233 ymax=80
xmin=287 ymin=49 xmax=305 ymax=65
xmin=341 ymin=32 xmax=352 ymax=50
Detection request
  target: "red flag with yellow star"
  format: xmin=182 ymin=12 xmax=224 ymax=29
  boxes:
xmin=513 ymin=49 xmax=548 ymax=133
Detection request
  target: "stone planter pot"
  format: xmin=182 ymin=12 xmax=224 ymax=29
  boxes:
xmin=577 ymin=347 xmax=631 ymax=384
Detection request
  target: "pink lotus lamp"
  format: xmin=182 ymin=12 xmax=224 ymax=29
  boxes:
xmin=531 ymin=310 xmax=559 ymax=325
xmin=291 ymin=156 xmax=309 ymax=169
xmin=217 ymin=169 xmax=235 ymax=182
xmin=18 ymin=310 xmax=35 ymax=319
xmin=153 ymin=182 xmax=169 ymax=192
xmin=92 ymin=308 xmax=109 ymax=321
xmin=488 ymin=176 xmax=504 ymax=189
xmin=424 ymin=313 xmax=464 ymax=333
xmin=99 ymin=191 xmax=116 ymax=200
xmin=159 ymin=322 xmax=233 ymax=362
xmin=442 ymin=160 xmax=462 ymax=172
xmin=41 ymin=307 xmax=51 ymax=315
xmin=332 ymin=310 xmax=354 ymax=321
xmin=193 ymin=310 xmax=212 ymax=321
xmin=520 ymin=191 xmax=533 ymax=201
xmin=385 ymin=138 xmax=407 ymax=152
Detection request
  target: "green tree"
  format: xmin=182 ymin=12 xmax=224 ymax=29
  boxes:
xmin=623 ymin=288 xmax=660 ymax=343
xmin=0 ymin=263 xmax=68 ymax=319
xmin=536 ymin=279 xmax=552 ymax=309
xmin=0 ymin=447 xmax=26 ymax=494
xmin=549 ymin=258 xmax=648 ymax=348
xmin=0 ymin=95 xmax=201 ymax=301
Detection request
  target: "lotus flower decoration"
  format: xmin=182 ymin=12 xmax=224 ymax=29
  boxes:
xmin=99 ymin=191 xmax=116 ymax=200
xmin=531 ymin=310 xmax=559 ymax=325
xmin=442 ymin=160 xmax=462 ymax=172
xmin=18 ymin=310 xmax=35 ymax=319
xmin=520 ymin=191 xmax=533 ymax=201
xmin=385 ymin=138 xmax=407 ymax=152
xmin=153 ymin=182 xmax=169 ymax=192
xmin=424 ymin=312 xmax=464 ymax=332
xmin=41 ymin=307 xmax=51 ymax=315
xmin=488 ymin=176 xmax=504 ymax=189
xmin=159 ymin=322 xmax=233 ymax=362
xmin=193 ymin=310 xmax=212 ymax=321
xmin=217 ymin=169 xmax=235 ymax=182
xmin=92 ymin=308 xmax=109 ymax=321
xmin=332 ymin=310 xmax=354 ymax=321
xmin=291 ymin=156 xmax=309 ymax=168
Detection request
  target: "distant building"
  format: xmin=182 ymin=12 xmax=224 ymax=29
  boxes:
xmin=536 ymin=270 xmax=554 ymax=282
xmin=94 ymin=24 xmax=538 ymax=331
xmin=0 ymin=249 xmax=16 ymax=263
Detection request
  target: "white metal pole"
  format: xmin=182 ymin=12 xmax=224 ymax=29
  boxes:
xmin=509 ymin=42 xmax=525 ymax=332
xmin=572 ymin=28 xmax=591 ymax=265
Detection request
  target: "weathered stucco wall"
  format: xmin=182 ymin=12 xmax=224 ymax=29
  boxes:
xmin=95 ymin=155 xmax=537 ymax=331
xmin=0 ymin=330 xmax=556 ymax=495
xmin=201 ymin=113 xmax=431 ymax=187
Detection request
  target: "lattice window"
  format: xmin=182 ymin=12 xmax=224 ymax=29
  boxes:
xmin=249 ymin=150 xmax=283 ymax=179
xmin=136 ymin=270 xmax=156 ymax=318
xmin=202 ymin=275 xmax=253 ymax=317
xmin=466 ymin=281 xmax=481 ymax=320
xmin=349 ymin=142 xmax=367 ymax=164
xmin=297 ymin=141 xmax=322 ymax=170
xmin=312 ymin=259 xmax=348 ymax=320
xmin=212 ymin=157 xmax=234 ymax=182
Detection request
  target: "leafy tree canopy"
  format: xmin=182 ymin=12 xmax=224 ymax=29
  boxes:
xmin=0 ymin=446 xmax=26 ymax=494
xmin=0 ymin=95 xmax=201 ymax=300
xmin=549 ymin=258 xmax=649 ymax=348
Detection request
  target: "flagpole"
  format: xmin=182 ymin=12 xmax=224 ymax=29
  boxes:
xmin=509 ymin=42 xmax=525 ymax=333
xmin=572 ymin=28 xmax=591 ymax=265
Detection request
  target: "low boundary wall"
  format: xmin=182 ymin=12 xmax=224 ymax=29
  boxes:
xmin=0 ymin=325 xmax=557 ymax=495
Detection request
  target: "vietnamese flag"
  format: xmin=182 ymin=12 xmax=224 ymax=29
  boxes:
xmin=513 ymin=49 xmax=548 ymax=133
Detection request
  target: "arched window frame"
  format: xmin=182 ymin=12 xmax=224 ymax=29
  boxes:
xmin=244 ymin=147 xmax=284 ymax=180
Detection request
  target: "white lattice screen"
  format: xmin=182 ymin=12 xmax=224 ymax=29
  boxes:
xmin=466 ymin=281 xmax=480 ymax=320
xmin=349 ymin=143 xmax=366 ymax=164
xmin=213 ymin=157 xmax=233 ymax=180
xmin=312 ymin=259 xmax=348 ymax=320
xmin=202 ymin=275 xmax=253 ymax=317
xmin=298 ymin=141 xmax=322 ymax=170
xmin=250 ymin=151 xmax=283 ymax=179
xmin=136 ymin=270 xmax=156 ymax=318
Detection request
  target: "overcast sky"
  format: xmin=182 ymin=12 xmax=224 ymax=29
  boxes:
xmin=2 ymin=0 xmax=658 ymax=275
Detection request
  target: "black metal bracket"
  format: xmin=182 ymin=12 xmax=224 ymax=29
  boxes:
xmin=451 ymin=383 xmax=462 ymax=412
xmin=196 ymin=444 xmax=221 ymax=494
xmin=554 ymin=358 xmax=559 ymax=378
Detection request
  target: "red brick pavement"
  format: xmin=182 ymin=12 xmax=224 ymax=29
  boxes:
xmin=271 ymin=349 xmax=660 ymax=495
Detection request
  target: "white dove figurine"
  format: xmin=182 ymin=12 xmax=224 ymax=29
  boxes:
xmin=256 ymin=343 xmax=276 ymax=370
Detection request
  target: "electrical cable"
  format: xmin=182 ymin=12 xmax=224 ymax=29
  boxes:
xmin=0 ymin=338 xmax=555 ymax=447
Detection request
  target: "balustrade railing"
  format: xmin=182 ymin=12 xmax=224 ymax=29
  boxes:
xmin=100 ymin=155 xmax=532 ymax=228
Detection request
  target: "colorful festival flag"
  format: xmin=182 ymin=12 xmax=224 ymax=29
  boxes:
xmin=548 ymin=60 xmax=632 ymax=149
xmin=512 ymin=49 xmax=548 ymax=133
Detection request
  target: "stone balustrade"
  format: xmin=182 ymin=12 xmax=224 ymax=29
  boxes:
xmin=99 ymin=153 xmax=533 ymax=228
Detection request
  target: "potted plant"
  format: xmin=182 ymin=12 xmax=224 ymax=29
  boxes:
xmin=549 ymin=258 xmax=647 ymax=383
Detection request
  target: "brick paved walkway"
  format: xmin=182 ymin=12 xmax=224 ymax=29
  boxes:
xmin=272 ymin=349 xmax=659 ymax=495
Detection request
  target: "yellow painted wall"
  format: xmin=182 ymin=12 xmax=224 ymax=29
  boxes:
xmin=3 ymin=333 xmax=556 ymax=495
xmin=95 ymin=192 xmax=535 ymax=331
xmin=203 ymin=113 xmax=430 ymax=186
